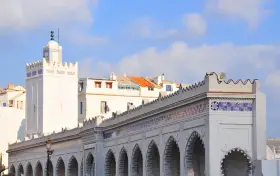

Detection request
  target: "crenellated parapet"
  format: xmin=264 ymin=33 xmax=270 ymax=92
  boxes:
xmin=8 ymin=125 xmax=81 ymax=151
xmin=26 ymin=58 xmax=78 ymax=78
xmin=100 ymin=72 xmax=259 ymax=127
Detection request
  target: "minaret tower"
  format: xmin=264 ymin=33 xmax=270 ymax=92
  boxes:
xmin=25 ymin=31 xmax=78 ymax=137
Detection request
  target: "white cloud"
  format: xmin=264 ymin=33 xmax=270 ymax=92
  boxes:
xmin=205 ymin=0 xmax=271 ymax=27
xmin=124 ymin=14 xmax=207 ymax=40
xmin=182 ymin=13 xmax=207 ymax=36
xmin=266 ymin=70 xmax=280 ymax=89
xmin=81 ymin=42 xmax=280 ymax=85
xmin=0 ymin=0 xmax=97 ymax=30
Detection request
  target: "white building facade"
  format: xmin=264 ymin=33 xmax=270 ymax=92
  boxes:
xmin=0 ymin=84 xmax=25 ymax=111
xmin=25 ymin=39 xmax=78 ymax=137
xmin=7 ymin=72 xmax=267 ymax=176
xmin=78 ymin=74 xmax=186 ymax=123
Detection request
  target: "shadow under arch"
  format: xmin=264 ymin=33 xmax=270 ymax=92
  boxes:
xmin=164 ymin=136 xmax=180 ymax=176
xmin=221 ymin=148 xmax=252 ymax=176
xmin=104 ymin=149 xmax=116 ymax=176
xmin=185 ymin=131 xmax=205 ymax=176
xmin=35 ymin=161 xmax=43 ymax=176
xmin=146 ymin=140 xmax=160 ymax=176
xmin=56 ymin=157 xmax=65 ymax=176
xmin=68 ymin=156 xmax=78 ymax=176
xmin=45 ymin=159 xmax=54 ymax=176
xmin=118 ymin=147 xmax=128 ymax=176
xmin=131 ymin=144 xmax=143 ymax=176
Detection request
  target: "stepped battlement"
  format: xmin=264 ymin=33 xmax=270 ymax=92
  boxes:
xmin=26 ymin=58 xmax=78 ymax=71
xmin=26 ymin=58 xmax=78 ymax=78
xmin=98 ymin=72 xmax=259 ymax=128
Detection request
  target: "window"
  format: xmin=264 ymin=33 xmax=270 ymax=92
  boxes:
xmin=21 ymin=101 xmax=24 ymax=109
xmin=9 ymin=100 xmax=13 ymax=107
xmin=79 ymin=82 xmax=84 ymax=91
xmin=95 ymin=82 xmax=102 ymax=88
xmin=3 ymin=103 xmax=6 ymax=107
xmin=148 ymin=87 xmax=154 ymax=91
xmin=166 ymin=85 xmax=172 ymax=92
xmin=80 ymin=102 xmax=83 ymax=114
xmin=101 ymin=101 xmax=109 ymax=114
xmin=106 ymin=82 xmax=112 ymax=89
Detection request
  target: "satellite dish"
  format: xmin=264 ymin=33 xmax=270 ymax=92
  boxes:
xmin=219 ymin=72 xmax=226 ymax=80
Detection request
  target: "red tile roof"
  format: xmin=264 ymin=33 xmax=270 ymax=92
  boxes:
xmin=128 ymin=76 xmax=155 ymax=87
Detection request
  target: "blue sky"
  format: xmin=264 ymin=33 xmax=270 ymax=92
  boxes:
xmin=0 ymin=0 xmax=280 ymax=137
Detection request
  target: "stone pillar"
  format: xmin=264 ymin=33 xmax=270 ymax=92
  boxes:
xmin=205 ymin=119 xmax=220 ymax=176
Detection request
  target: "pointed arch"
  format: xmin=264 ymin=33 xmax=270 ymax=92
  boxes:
xmin=164 ymin=136 xmax=180 ymax=176
xmin=56 ymin=157 xmax=65 ymax=176
xmin=17 ymin=163 xmax=24 ymax=176
xmin=185 ymin=131 xmax=205 ymax=176
xmin=104 ymin=149 xmax=116 ymax=176
xmin=131 ymin=144 xmax=143 ymax=176
xmin=45 ymin=159 xmax=53 ymax=176
xmin=35 ymin=161 xmax=43 ymax=176
xmin=85 ymin=153 xmax=95 ymax=176
xmin=8 ymin=164 xmax=16 ymax=176
xmin=221 ymin=148 xmax=252 ymax=176
xmin=118 ymin=147 xmax=128 ymax=176
xmin=146 ymin=140 xmax=160 ymax=176
xmin=25 ymin=162 xmax=33 ymax=176
xmin=68 ymin=156 xmax=78 ymax=176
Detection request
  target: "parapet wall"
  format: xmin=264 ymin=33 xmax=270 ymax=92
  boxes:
xmin=26 ymin=58 xmax=78 ymax=78
xmin=96 ymin=72 xmax=259 ymax=128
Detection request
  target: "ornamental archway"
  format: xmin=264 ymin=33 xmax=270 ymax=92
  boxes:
xmin=35 ymin=161 xmax=43 ymax=176
xmin=146 ymin=140 xmax=160 ymax=176
xmin=25 ymin=162 xmax=33 ymax=176
xmin=131 ymin=144 xmax=143 ymax=176
xmin=118 ymin=148 xmax=128 ymax=176
xmin=185 ymin=131 xmax=205 ymax=176
xmin=17 ymin=164 xmax=24 ymax=176
xmin=56 ymin=157 xmax=65 ymax=176
xmin=45 ymin=160 xmax=53 ymax=176
xmin=8 ymin=164 xmax=16 ymax=176
xmin=221 ymin=148 xmax=252 ymax=176
xmin=164 ymin=136 xmax=180 ymax=176
xmin=68 ymin=156 xmax=78 ymax=176
xmin=104 ymin=150 xmax=116 ymax=176
xmin=86 ymin=153 xmax=95 ymax=176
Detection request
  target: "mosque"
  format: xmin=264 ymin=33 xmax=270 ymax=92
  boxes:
xmin=6 ymin=36 xmax=268 ymax=176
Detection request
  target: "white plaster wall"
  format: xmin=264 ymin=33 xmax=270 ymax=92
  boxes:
xmin=0 ymin=107 xmax=24 ymax=173
xmin=26 ymin=76 xmax=43 ymax=135
xmin=83 ymin=95 xmax=156 ymax=120
xmin=43 ymin=71 xmax=78 ymax=134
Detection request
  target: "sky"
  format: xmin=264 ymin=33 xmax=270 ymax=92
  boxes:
xmin=0 ymin=0 xmax=279 ymax=137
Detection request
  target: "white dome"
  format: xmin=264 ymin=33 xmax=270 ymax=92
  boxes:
xmin=45 ymin=40 xmax=60 ymax=48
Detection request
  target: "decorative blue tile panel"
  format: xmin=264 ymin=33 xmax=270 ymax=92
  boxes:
xmin=32 ymin=71 xmax=37 ymax=76
xmin=210 ymin=101 xmax=252 ymax=111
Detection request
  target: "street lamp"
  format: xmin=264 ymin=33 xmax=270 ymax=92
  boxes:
xmin=46 ymin=139 xmax=54 ymax=176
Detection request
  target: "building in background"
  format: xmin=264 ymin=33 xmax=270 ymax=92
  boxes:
xmin=78 ymin=73 xmax=189 ymax=123
xmin=25 ymin=37 xmax=78 ymax=137
xmin=0 ymin=84 xmax=26 ymax=175
xmin=0 ymin=84 xmax=25 ymax=111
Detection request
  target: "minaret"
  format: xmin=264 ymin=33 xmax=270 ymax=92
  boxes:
xmin=42 ymin=31 xmax=62 ymax=64
xmin=25 ymin=31 xmax=78 ymax=137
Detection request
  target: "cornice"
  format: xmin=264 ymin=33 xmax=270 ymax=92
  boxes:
xmin=7 ymin=128 xmax=81 ymax=153
xmin=102 ymin=92 xmax=208 ymax=131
